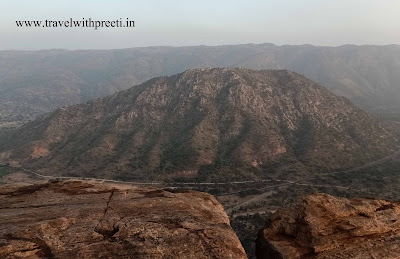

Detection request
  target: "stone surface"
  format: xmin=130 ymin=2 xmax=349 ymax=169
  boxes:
xmin=0 ymin=180 xmax=246 ymax=258
xmin=256 ymin=193 xmax=400 ymax=259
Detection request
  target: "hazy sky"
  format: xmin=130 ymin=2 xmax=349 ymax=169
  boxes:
xmin=1 ymin=0 xmax=400 ymax=50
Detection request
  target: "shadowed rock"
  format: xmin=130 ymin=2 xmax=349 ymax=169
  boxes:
xmin=256 ymin=193 xmax=400 ymax=259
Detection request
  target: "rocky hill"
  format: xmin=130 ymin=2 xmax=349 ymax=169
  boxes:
xmin=1 ymin=44 xmax=400 ymax=127
xmin=0 ymin=180 xmax=246 ymax=259
xmin=0 ymin=68 xmax=397 ymax=181
xmin=256 ymin=193 xmax=400 ymax=259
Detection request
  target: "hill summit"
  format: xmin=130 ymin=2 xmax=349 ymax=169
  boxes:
xmin=0 ymin=68 xmax=397 ymax=181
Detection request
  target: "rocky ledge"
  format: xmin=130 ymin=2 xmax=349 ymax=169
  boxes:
xmin=256 ymin=193 xmax=400 ymax=259
xmin=0 ymin=181 xmax=246 ymax=258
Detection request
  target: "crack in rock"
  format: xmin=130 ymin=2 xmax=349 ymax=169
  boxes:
xmin=94 ymin=188 xmax=120 ymax=239
xmin=4 ymin=234 xmax=54 ymax=259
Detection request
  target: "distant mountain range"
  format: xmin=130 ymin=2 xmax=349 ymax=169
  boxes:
xmin=0 ymin=68 xmax=397 ymax=181
xmin=1 ymin=43 xmax=400 ymax=128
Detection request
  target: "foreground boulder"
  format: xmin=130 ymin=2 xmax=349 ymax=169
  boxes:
xmin=256 ymin=193 xmax=400 ymax=259
xmin=0 ymin=181 xmax=246 ymax=258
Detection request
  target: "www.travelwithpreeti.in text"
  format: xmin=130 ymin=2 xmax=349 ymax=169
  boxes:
xmin=15 ymin=18 xmax=135 ymax=30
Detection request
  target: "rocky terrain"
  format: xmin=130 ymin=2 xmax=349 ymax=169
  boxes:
xmin=0 ymin=68 xmax=397 ymax=181
xmin=256 ymin=193 xmax=400 ymax=259
xmin=2 ymin=177 xmax=400 ymax=259
xmin=1 ymin=44 xmax=400 ymax=127
xmin=0 ymin=180 xmax=246 ymax=259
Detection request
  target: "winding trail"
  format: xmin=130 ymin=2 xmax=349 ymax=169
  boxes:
xmin=2 ymin=167 xmax=279 ymax=186
xmin=1 ymin=146 xmax=400 ymax=212
xmin=225 ymin=146 xmax=400 ymax=212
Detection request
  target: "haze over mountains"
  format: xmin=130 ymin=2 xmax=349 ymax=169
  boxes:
xmin=0 ymin=68 xmax=397 ymax=181
xmin=1 ymin=43 xmax=400 ymax=128
xmin=1 ymin=44 xmax=400 ymax=259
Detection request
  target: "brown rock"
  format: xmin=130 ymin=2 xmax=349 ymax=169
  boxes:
xmin=256 ymin=193 xmax=400 ymax=259
xmin=0 ymin=181 xmax=246 ymax=259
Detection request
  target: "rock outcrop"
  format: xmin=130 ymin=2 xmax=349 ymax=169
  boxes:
xmin=0 ymin=180 xmax=246 ymax=258
xmin=256 ymin=193 xmax=400 ymax=259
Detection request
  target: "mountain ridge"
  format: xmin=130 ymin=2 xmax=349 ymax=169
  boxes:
xmin=0 ymin=68 xmax=397 ymax=181
xmin=1 ymin=43 xmax=400 ymax=127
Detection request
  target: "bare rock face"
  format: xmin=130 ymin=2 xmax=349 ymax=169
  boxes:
xmin=256 ymin=193 xmax=400 ymax=259
xmin=0 ymin=181 xmax=246 ymax=259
